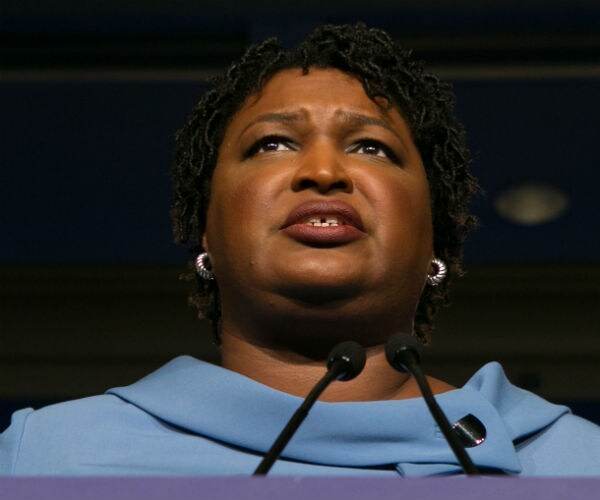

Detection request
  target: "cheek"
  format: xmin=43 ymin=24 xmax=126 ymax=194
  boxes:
xmin=361 ymin=170 xmax=433 ymax=265
xmin=384 ymin=178 xmax=433 ymax=280
xmin=206 ymin=178 xmax=251 ymax=250
xmin=205 ymin=165 xmax=286 ymax=251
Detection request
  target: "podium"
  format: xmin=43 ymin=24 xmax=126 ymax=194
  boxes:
xmin=1 ymin=477 xmax=598 ymax=500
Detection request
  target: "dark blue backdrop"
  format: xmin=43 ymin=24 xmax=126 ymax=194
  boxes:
xmin=2 ymin=78 xmax=599 ymax=265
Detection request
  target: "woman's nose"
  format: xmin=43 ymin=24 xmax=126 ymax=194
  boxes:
xmin=290 ymin=140 xmax=353 ymax=194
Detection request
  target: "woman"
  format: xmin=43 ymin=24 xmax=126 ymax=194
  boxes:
xmin=1 ymin=24 xmax=598 ymax=476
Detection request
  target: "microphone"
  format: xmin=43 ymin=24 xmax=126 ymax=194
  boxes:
xmin=253 ymin=341 xmax=366 ymax=475
xmin=385 ymin=333 xmax=480 ymax=475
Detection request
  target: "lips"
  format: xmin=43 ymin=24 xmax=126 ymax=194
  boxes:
xmin=280 ymin=200 xmax=366 ymax=246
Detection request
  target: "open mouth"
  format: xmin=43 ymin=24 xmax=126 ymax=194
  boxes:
xmin=304 ymin=216 xmax=344 ymax=227
xmin=281 ymin=200 xmax=366 ymax=246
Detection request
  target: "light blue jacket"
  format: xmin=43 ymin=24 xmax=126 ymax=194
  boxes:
xmin=1 ymin=357 xmax=598 ymax=476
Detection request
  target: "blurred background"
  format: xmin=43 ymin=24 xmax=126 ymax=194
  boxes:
xmin=1 ymin=1 xmax=599 ymax=430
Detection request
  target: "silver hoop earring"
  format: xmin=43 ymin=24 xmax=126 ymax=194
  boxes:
xmin=195 ymin=252 xmax=214 ymax=281
xmin=426 ymin=258 xmax=447 ymax=286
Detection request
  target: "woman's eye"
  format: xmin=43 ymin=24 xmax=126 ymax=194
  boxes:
xmin=247 ymin=136 xmax=295 ymax=156
xmin=349 ymin=140 xmax=395 ymax=160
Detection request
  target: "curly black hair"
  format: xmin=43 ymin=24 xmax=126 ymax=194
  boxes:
xmin=172 ymin=23 xmax=480 ymax=345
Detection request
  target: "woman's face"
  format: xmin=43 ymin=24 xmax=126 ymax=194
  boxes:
xmin=204 ymin=68 xmax=433 ymax=339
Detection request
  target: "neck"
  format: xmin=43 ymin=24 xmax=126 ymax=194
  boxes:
xmin=220 ymin=332 xmax=452 ymax=402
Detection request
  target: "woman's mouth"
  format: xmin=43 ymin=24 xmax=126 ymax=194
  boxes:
xmin=280 ymin=201 xmax=366 ymax=246
xmin=304 ymin=216 xmax=343 ymax=227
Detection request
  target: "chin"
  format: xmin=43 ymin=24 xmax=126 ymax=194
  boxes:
xmin=274 ymin=279 xmax=366 ymax=307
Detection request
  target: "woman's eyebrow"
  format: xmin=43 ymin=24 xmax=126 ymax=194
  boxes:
xmin=335 ymin=110 xmax=409 ymax=151
xmin=336 ymin=111 xmax=400 ymax=136
xmin=241 ymin=112 xmax=304 ymax=136
xmin=239 ymin=110 xmax=406 ymax=145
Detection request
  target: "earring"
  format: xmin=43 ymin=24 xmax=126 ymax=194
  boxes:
xmin=426 ymin=257 xmax=447 ymax=286
xmin=195 ymin=252 xmax=214 ymax=280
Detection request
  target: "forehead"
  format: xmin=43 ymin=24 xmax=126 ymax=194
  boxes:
xmin=225 ymin=67 xmax=408 ymax=135
xmin=253 ymin=68 xmax=373 ymax=106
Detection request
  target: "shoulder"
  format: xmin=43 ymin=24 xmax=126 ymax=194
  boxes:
xmin=0 ymin=357 xmax=253 ymax=476
xmin=464 ymin=362 xmax=600 ymax=476
xmin=0 ymin=394 xmax=153 ymax=475
xmin=516 ymin=412 xmax=600 ymax=476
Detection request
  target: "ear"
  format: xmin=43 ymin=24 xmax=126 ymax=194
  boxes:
xmin=426 ymin=253 xmax=435 ymax=274
xmin=201 ymin=233 xmax=210 ymax=253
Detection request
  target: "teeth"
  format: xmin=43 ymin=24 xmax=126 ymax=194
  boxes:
xmin=305 ymin=216 xmax=341 ymax=227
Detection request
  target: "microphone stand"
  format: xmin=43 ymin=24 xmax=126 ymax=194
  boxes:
xmin=386 ymin=333 xmax=480 ymax=475
xmin=253 ymin=341 xmax=365 ymax=476
xmin=253 ymin=367 xmax=340 ymax=475
xmin=408 ymin=359 xmax=479 ymax=475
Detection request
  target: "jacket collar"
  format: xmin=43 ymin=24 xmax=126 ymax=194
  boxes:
xmin=108 ymin=357 xmax=568 ymax=476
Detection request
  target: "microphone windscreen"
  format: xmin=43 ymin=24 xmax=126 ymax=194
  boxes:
xmin=326 ymin=341 xmax=366 ymax=381
xmin=385 ymin=332 xmax=423 ymax=371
